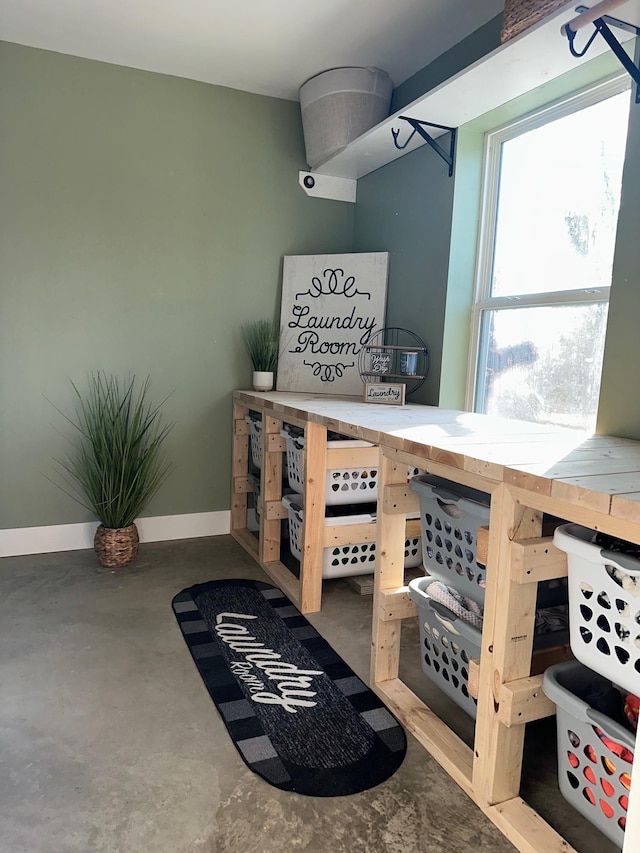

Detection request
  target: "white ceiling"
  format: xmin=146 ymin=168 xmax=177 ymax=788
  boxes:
xmin=0 ymin=0 xmax=505 ymax=101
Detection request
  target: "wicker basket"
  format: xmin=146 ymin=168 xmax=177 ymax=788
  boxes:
xmin=94 ymin=523 xmax=139 ymax=568
xmin=501 ymin=0 xmax=570 ymax=42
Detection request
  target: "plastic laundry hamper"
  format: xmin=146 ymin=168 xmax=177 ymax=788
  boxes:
xmin=409 ymin=576 xmax=570 ymax=719
xmin=248 ymin=473 xmax=290 ymax=540
xmin=408 ymin=576 xmax=481 ymax=717
xmin=282 ymin=494 xmax=422 ymax=579
xmin=245 ymin=414 xmax=293 ymax=475
xmin=410 ymin=475 xmax=489 ymax=603
xmin=282 ymin=431 xmax=379 ymax=505
xmin=245 ymin=414 xmax=265 ymax=469
xmin=299 ymin=67 xmax=392 ymax=168
xmin=410 ymin=474 xmax=567 ymax=609
xmin=554 ymin=523 xmax=640 ymax=695
xmin=543 ymin=660 xmax=635 ymax=847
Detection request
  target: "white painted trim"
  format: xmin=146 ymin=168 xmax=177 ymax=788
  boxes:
xmin=0 ymin=511 xmax=231 ymax=558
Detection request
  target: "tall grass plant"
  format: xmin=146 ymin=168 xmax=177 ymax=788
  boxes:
xmin=242 ymin=319 xmax=280 ymax=372
xmin=50 ymin=373 xmax=174 ymax=529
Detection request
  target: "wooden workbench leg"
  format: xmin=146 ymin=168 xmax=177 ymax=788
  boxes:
xmin=473 ymin=484 xmax=542 ymax=806
xmin=300 ymin=420 xmax=327 ymax=614
xmin=260 ymin=416 xmax=283 ymax=565
xmin=231 ymin=403 xmax=249 ymax=534
xmin=371 ymin=451 xmax=408 ymax=686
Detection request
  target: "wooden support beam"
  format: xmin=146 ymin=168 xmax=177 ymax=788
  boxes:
xmin=378 ymin=586 xmax=417 ymax=621
xmin=299 ymin=420 xmax=327 ymax=614
xmin=405 ymin=518 xmax=422 ymax=538
xmin=473 ymin=485 xmax=542 ymax=807
xmin=485 ymin=797 xmax=579 ymax=853
xmin=526 ymin=644 xmax=573 ymax=675
xmin=260 ymin=559 xmax=300 ymax=606
xmin=260 ymin=416 xmax=283 ymax=566
xmin=233 ymin=476 xmax=253 ymax=494
xmin=323 ymin=521 xmax=376 ymax=547
xmin=326 ymin=445 xmax=380 ymax=469
xmin=510 ymin=537 xmax=567 ymax=584
xmin=382 ymin=483 xmax=420 ymax=515
xmin=267 ymin=433 xmax=287 ymax=453
xmin=231 ymin=527 xmax=259 ymax=559
xmin=371 ymin=455 xmax=409 ymax=685
xmin=468 ymin=644 xmax=573 ymax=703
xmin=384 ymin=447 xmax=503 ymax=492
xmin=375 ymin=679 xmax=474 ymax=799
xmin=231 ymin=403 xmax=249 ymax=533
xmin=234 ymin=418 xmax=251 ymax=436
xmin=498 ymin=675 xmax=556 ymax=726
xmin=265 ymin=499 xmax=289 ymax=521
xmin=476 ymin=525 xmax=489 ymax=567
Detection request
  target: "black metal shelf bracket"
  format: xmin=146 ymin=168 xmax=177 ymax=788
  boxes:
xmin=391 ymin=117 xmax=457 ymax=177
xmin=563 ymin=6 xmax=640 ymax=104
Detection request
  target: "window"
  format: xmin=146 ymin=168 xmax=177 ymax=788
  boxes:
xmin=468 ymin=76 xmax=630 ymax=430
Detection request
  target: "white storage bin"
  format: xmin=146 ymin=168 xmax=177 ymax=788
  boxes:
xmin=408 ymin=577 xmax=481 ymax=718
xmin=554 ymin=523 xmax=640 ymax=694
xmin=410 ymin=475 xmax=492 ymax=604
xmin=245 ymin=414 xmax=264 ymax=469
xmin=282 ymin=494 xmax=422 ymax=579
xmin=299 ymin=67 xmax=392 ymax=168
xmin=248 ymin=473 xmax=290 ymax=541
xmin=282 ymin=431 xmax=379 ymax=505
xmin=411 ymin=475 xmax=568 ymax=610
xmin=245 ymin=414 xmax=293 ymax=474
xmin=543 ymin=660 xmax=635 ymax=847
xmin=282 ymin=431 xmax=423 ymax=506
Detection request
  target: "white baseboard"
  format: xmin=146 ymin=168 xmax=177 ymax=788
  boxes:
xmin=0 ymin=511 xmax=231 ymax=558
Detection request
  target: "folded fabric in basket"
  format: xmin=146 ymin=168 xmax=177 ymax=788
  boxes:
xmin=425 ymin=581 xmax=483 ymax=631
xmin=535 ymin=605 xmax=569 ymax=635
xmin=426 ymin=580 xmax=569 ymax=637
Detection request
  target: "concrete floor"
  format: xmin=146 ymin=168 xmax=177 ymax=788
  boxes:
xmin=0 ymin=536 xmax=617 ymax=853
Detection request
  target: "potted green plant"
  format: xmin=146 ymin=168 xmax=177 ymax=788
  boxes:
xmin=242 ymin=319 xmax=280 ymax=391
xmin=49 ymin=373 xmax=174 ymax=568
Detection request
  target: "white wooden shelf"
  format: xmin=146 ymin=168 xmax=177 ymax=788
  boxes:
xmin=309 ymin=0 xmax=639 ymax=183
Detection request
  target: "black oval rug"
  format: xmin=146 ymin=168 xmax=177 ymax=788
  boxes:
xmin=172 ymin=578 xmax=406 ymax=796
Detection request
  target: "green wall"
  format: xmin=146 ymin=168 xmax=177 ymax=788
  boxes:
xmin=391 ymin=15 xmax=502 ymax=113
xmin=352 ymin=20 xmax=501 ymax=408
xmin=3 ymin=26 xmax=639 ymax=534
xmin=598 ymin=45 xmax=640 ymax=438
xmin=352 ymin=144 xmax=454 ymax=406
xmin=0 ymin=42 xmax=353 ymax=529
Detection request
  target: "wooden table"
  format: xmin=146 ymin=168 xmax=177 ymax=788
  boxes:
xmin=231 ymin=390 xmax=640 ymax=853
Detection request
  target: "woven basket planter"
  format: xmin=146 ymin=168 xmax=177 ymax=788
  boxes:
xmin=501 ymin=0 xmax=569 ymax=42
xmin=94 ymin=523 xmax=139 ymax=568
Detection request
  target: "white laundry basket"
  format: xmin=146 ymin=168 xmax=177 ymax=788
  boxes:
xmin=299 ymin=67 xmax=393 ymax=168
xmin=282 ymin=494 xmax=422 ymax=579
xmin=554 ymin=523 xmax=640 ymax=694
xmin=282 ymin=430 xmax=379 ymax=505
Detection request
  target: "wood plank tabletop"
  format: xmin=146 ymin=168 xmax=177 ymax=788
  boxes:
xmin=234 ymin=391 xmax=640 ymax=519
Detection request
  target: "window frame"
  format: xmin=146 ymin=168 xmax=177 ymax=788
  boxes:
xmin=465 ymin=72 xmax=630 ymax=415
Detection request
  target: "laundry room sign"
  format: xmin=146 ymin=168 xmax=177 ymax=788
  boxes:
xmin=277 ymin=252 xmax=388 ymax=395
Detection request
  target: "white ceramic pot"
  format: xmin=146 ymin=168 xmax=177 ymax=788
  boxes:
xmin=253 ymin=371 xmax=274 ymax=392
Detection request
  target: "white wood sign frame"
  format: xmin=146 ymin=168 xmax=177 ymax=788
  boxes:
xmin=277 ymin=252 xmax=388 ymax=395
